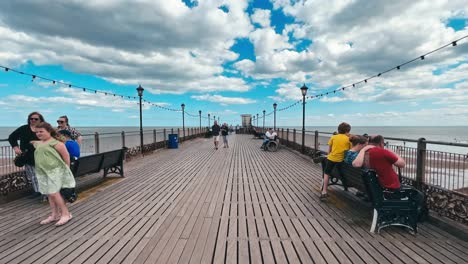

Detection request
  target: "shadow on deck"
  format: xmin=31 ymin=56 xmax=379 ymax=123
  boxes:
xmin=0 ymin=134 xmax=466 ymax=264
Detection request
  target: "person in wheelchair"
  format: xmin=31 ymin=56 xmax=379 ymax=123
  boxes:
xmin=353 ymin=135 xmax=428 ymax=222
xmin=261 ymin=128 xmax=277 ymax=150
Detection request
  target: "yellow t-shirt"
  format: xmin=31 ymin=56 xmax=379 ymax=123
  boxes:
xmin=327 ymin=134 xmax=352 ymax=162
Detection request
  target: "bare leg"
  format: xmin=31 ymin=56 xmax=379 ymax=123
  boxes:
xmin=322 ymin=174 xmax=330 ymax=194
xmin=40 ymin=194 xmax=60 ymax=224
xmin=50 ymin=193 xmax=72 ymax=226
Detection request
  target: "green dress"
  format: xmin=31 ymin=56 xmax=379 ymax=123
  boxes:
xmin=34 ymin=139 xmax=76 ymax=194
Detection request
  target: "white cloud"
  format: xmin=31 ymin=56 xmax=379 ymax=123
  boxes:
xmin=251 ymin=9 xmax=271 ymax=28
xmin=191 ymin=94 xmax=256 ymax=105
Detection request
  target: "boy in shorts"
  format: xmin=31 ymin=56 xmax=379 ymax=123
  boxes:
xmin=321 ymin=122 xmax=352 ymax=200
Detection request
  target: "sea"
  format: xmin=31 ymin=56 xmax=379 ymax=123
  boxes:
xmin=1 ymin=126 xmax=468 ymax=154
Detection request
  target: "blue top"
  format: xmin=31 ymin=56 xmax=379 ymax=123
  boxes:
xmin=65 ymin=140 xmax=80 ymax=159
xmin=344 ymin=150 xmax=359 ymax=165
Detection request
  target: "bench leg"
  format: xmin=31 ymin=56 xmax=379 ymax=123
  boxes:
xmin=370 ymin=209 xmax=378 ymax=233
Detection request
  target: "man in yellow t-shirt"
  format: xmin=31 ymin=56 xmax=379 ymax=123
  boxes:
xmin=321 ymin=122 xmax=352 ymax=200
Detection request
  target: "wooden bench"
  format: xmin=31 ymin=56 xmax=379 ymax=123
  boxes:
xmin=71 ymin=148 xmax=126 ymax=178
xmin=319 ymin=159 xmax=419 ymax=234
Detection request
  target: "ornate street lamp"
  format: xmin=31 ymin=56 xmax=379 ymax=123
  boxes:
xmin=198 ymin=110 xmax=202 ymax=131
xmin=300 ymin=84 xmax=309 ymax=153
xmin=262 ymin=110 xmax=266 ymax=131
xmin=136 ymin=85 xmax=144 ymax=155
xmin=181 ymin=103 xmax=185 ymax=140
xmin=256 ymin=113 xmax=259 ymax=127
xmin=273 ymin=103 xmax=277 ymax=130
xmin=208 ymin=113 xmax=211 ymax=128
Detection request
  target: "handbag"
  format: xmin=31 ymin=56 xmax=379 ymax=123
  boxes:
xmin=13 ymin=150 xmax=28 ymax=167
xmin=60 ymin=188 xmax=78 ymax=203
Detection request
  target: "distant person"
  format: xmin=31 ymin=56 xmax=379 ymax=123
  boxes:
xmin=321 ymin=122 xmax=352 ymax=200
xmin=8 ymin=112 xmax=45 ymax=197
xmin=353 ymin=135 xmax=427 ymax=221
xmin=57 ymin=115 xmax=82 ymax=145
xmin=32 ymin=122 xmax=75 ymax=226
xmin=344 ymin=135 xmax=368 ymax=164
xmin=261 ymin=128 xmax=277 ymax=149
xmin=212 ymin=121 xmax=221 ymax=150
xmin=58 ymin=130 xmax=80 ymax=160
xmin=221 ymin=123 xmax=229 ymax=148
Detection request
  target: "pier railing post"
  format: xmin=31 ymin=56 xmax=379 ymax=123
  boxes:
xmin=164 ymin=129 xmax=167 ymax=147
xmin=178 ymin=128 xmax=180 ymax=142
xmin=121 ymin=131 xmax=125 ymax=148
xmin=293 ymin=129 xmax=296 ymax=145
xmin=286 ymin=128 xmax=289 ymax=146
xmin=94 ymin=132 xmax=100 ymax=154
xmin=415 ymin=138 xmax=426 ymax=190
xmin=153 ymin=129 xmax=157 ymax=145
xmin=314 ymin=130 xmax=319 ymax=152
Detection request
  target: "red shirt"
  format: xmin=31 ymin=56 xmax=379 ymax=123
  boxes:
xmin=367 ymin=147 xmax=400 ymax=189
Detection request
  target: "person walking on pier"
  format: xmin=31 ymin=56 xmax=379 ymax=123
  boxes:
xmin=321 ymin=122 xmax=352 ymax=200
xmin=8 ymin=112 xmax=45 ymax=198
xmin=212 ymin=121 xmax=221 ymax=150
xmin=221 ymin=123 xmax=229 ymax=148
xmin=32 ymin=122 xmax=76 ymax=226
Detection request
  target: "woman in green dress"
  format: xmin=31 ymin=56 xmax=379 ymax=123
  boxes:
xmin=32 ymin=122 xmax=75 ymax=226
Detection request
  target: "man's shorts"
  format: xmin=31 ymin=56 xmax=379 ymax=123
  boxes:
xmin=324 ymin=159 xmax=341 ymax=175
xmin=214 ymin=135 xmax=220 ymax=142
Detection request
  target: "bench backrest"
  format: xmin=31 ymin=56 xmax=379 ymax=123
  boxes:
xmin=101 ymin=149 xmax=124 ymax=169
xmin=73 ymin=148 xmax=126 ymax=177
xmin=361 ymin=170 xmax=384 ymax=208
xmin=73 ymin=154 xmax=104 ymax=176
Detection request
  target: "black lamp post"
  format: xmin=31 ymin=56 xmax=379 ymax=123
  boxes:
xmin=273 ymin=103 xmax=277 ymax=130
xmin=213 ymin=115 xmax=216 ymax=125
xmin=136 ymin=85 xmax=144 ymax=155
xmin=199 ymin=110 xmax=202 ymax=130
xmin=181 ymin=103 xmax=185 ymax=140
xmin=262 ymin=110 xmax=265 ymax=131
xmin=208 ymin=113 xmax=211 ymax=128
xmin=300 ymin=84 xmax=309 ymax=153
xmin=256 ymin=113 xmax=259 ymax=127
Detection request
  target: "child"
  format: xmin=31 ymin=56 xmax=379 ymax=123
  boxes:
xmin=32 ymin=122 xmax=75 ymax=226
xmin=321 ymin=122 xmax=352 ymax=200
xmin=344 ymin=135 xmax=368 ymax=165
xmin=58 ymin=129 xmax=80 ymax=160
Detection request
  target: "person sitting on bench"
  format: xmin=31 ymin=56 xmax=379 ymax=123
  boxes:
xmin=261 ymin=128 xmax=277 ymax=149
xmin=353 ymin=135 xmax=427 ymax=221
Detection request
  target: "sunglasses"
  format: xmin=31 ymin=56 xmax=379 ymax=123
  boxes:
xmin=30 ymin=118 xmax=40 ymax=121
xmin=57 ymin=120 xmax=65 ymax=123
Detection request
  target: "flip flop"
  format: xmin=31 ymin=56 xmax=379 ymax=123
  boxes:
xmin=55 ymin=214 xmax=73 ymax=227
xmin=40 ymin=215 xmax=60 ymax=225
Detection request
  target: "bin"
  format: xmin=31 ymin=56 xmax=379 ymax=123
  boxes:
xmin=168 ymin=134 xmax=178 ymax=149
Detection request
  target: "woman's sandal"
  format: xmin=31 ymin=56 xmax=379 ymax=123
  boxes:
xmin=55 ymin=214 xmax=73 ymax=227
xmin=40 ymin=215 xmax=60 ymax=225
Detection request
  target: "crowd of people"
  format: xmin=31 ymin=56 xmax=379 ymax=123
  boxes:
xmin=320 ymin=122 xmax=427 ymax=221
xmin=8 ymin=112 xmax=81 ymax=226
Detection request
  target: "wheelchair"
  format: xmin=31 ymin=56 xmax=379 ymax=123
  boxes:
xmin=262 ymin=137 xmax=278 ymax=152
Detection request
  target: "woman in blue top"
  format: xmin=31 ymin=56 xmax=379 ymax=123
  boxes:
xmin=344 ymin=135 xmax=368 ymax=164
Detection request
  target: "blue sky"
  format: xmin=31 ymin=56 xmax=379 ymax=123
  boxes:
xmin=0 ymin=0 xmax=467 ymax=127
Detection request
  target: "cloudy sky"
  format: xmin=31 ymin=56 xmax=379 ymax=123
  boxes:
xmin=0 ymin=0 xmax=467 ymax=127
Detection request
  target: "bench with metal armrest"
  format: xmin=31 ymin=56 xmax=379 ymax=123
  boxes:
xmin=71 ymin=148 xmax=127 ymax=178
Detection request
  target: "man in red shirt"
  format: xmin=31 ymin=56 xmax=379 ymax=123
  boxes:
xmin=353 ymin=135 xmax=427 ymax=221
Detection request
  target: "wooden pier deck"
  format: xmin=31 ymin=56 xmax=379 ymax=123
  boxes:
xmin=0 ymin=134 xmax=467 ymax=264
